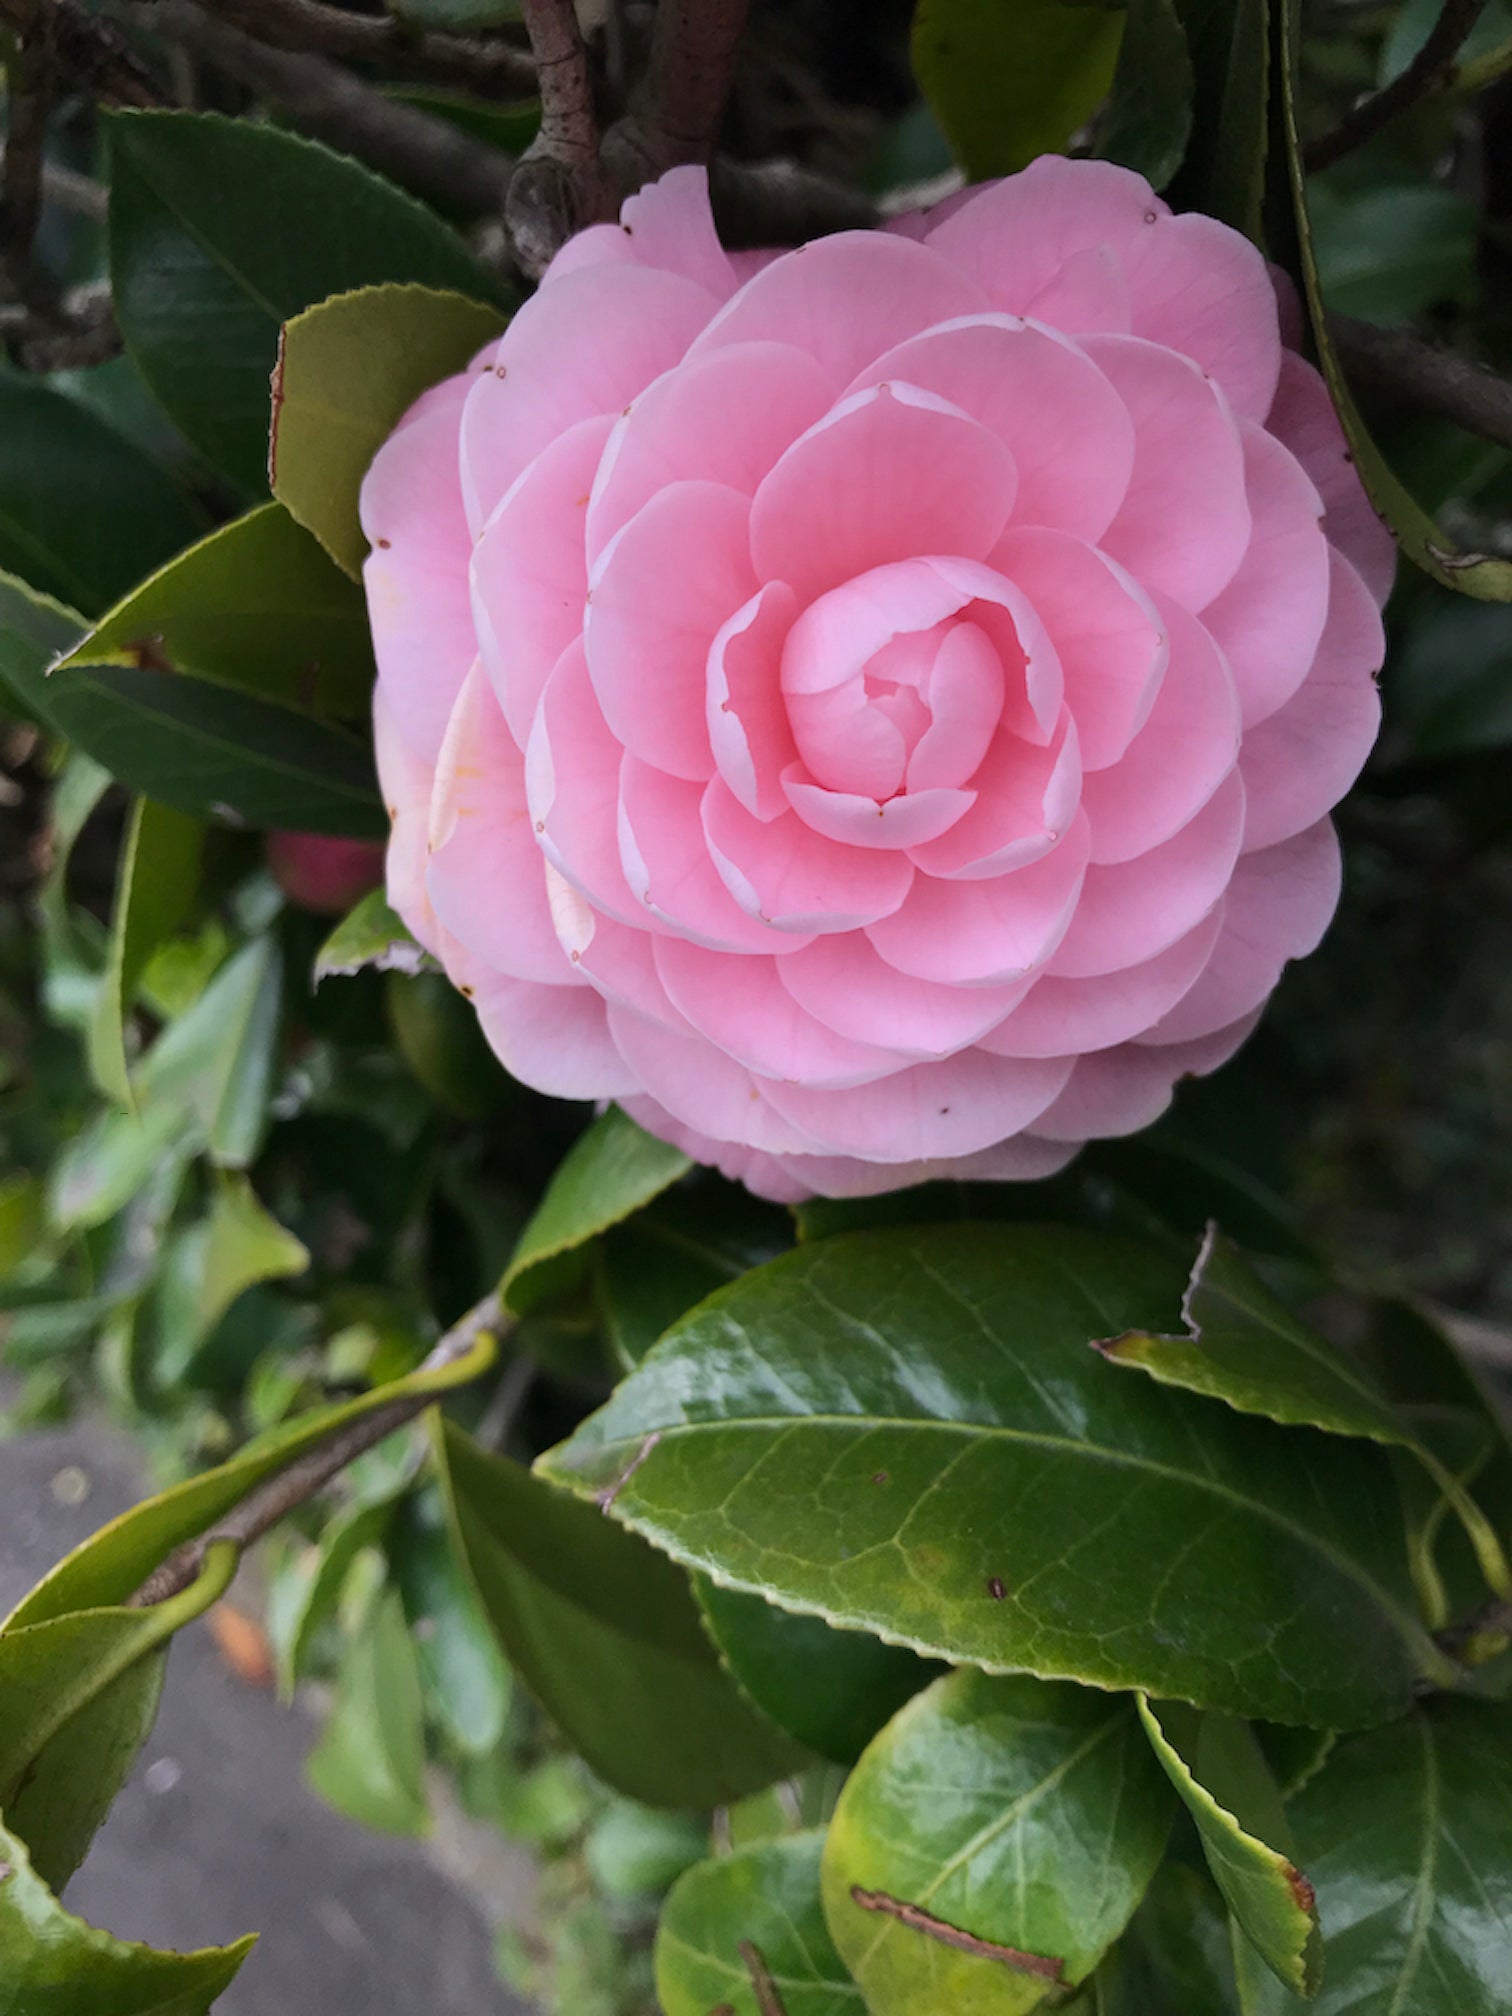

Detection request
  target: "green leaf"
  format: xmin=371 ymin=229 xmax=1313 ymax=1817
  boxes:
xmin=1137 ymin=1698 xmax=1321 ymax=1997
xmin=1096 ymin=0 xmax=1195 ymax=190
xmin=267 ymin=1501 xmax=394 ymax=1697
xmin=541 ymin=1225 xmax=1455 ymax=1729
xmin=1112 ymin=1861 xmax=1245 ymax=2014
xmin=0 ymin=1544 xmax=236 ymax=1892
xmin=135 ymin=936 xmax=284 ymax=1168
xmin=0 ymin=370 xmax=204 ymax=619
xmin=596 ymin=1180 xmax=792 ymax=1368
xmin=148 ymin=1176 xmax=310 ymax=1386
xmin=821 ymin=1670 xmax=1174 ymax=2012
xmin=1 ymin=1332 xmax=494 ymax=1631
xmin=434 ymin=1418 xmax=807 ymax=1808
xmin=1239 ymin=1699 xmax=1512 ymax=2015
xmin=0 ymin=570 xmax=385 ymax=836
xmin=106 ymin=109 xmax=502 ymax=494
xmin=912 ymin=0 xmax=1125 ymax=179
xmin=306 ymin=1585 xmax=429 ymax=1834
xmin=1099 ymin=1228 xmax=1511 ymax=1609
xmin=55 ymin=502 xmax=376 ymax=721
xmin=1275 ymin=0 xmax=1512 ymax=600
xmin=502 ymin=1106 xmax=692 ymax=1316
xmin=697 ymin=1580 xmax=941 ymax=1765
xmin=657 ymin=1833 xmax=863 ymax=2016
xmin=391 ymin=1490 xmax=512 ymax=1755
xmin=47 ymin=1103 xmax=196 ymax=1235
xmin=1310 ymin=181 xmax=1476 ymax=324
xmin=0 ymin=1818 xmax=252 ymax=2016
xmin=314 ymin=887 xmax=427 ymax=983
xmin=88 ymin=797 xmax=205 ymax=1107
xmin=1166 ymin=0 xmax=1269 ymax=239
xmin=271 ymin=283 xmax=506 ymax=577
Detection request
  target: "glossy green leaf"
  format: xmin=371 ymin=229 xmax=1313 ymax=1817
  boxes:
xmin=88 ymin=797 xmax=205 ymax=1107
xmin=55 ymin=503 xmax=376 ymax=721
xmin=0 ymin=1544 xmax=236 ymax=1892
xmin=1239 ymin=1699 xmax=1512 ymax=2015
xmin=107 ymin=109 xmax=501 ymax=494
xmin=1100 ymin=1229 xmax=1511 ymax=1606
xmin=697 ymin=1580 xmax=941 ymax=1765
xmin=1166 ymin=0 xmax=1269 ymax=239
xmin=149 ymin=1176 xmax=310 ymax=1386
xmin=1 ymin=1332 xmax=493 ymax=1631
xmin=912 ymin=0 xmax=1125 ymax=179
xmin=271 ymin=284 xmax=506 ymax=577
xmin=502 ymin=1106 xmax=692 ymax=1316
xmin=1311 ymin=181 xmax=1476 ymax=324
xmin=1275 ymin=0 xmax=1512 ymax=599
xmin=658 ymin=1833 xmax=862 ymax=2016
xmin=1138 ymin=1699 xmax=1321 ymax=1996
xmin=135 ymin=936 xmax=283 ymax=1169
xmin=543 ymin=1225 xmax=1453 ymax=1729
xmin=307 ymin=1586 xmax=429 ymax=1834
xmin=1096 ymin=0 xmax=1194 ymax=189
xmin=0 ymin=572 xmax=384 ymax=836
xmin=392 ymin=1490 xmax=511 ymax=1755
xmin=1113 ymin=1860 xmax=1244 ymax=2014
xmin=0 ymin=1818 xmax=252 ymax=2016
xmin=596 ymin=1181 xmax=792 ymax=1368
xmin=47 ymin=1101 xmax=195 ymax=1235
xmin=268 ymin=1501 xmax=394 ymax=1698
xmin=822 ymin=1670 xmax=1173 ymax=2012
xmin=434 ymin=1419 xmax=806 ymax=1808
xmin=315 ymin=886 xmax=427 ymax=983
xmin=0 ymin=371 xmax=203 ymax=619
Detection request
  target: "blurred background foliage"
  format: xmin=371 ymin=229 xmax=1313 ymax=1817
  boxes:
xmin=1 ymin=0 xmax=1511 ymax=2010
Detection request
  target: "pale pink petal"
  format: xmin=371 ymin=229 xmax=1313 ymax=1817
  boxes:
xmin=1121 ymin=211 xmax=1282 ymax=421
xmin=707 ymin=582 xmax=800 ymax=821
xmin=616 ymin=165 xmax=742 ymax=295
xmin=619 ymin=757 xmax=802 ymax=953
xmin=568 ymin=910 xmax=690 ymax=1029
xmin=766 ymin=1132 xmax=1080 ymax=1198
xmin=373 ymin=689 xmax=440 ymax=955
xmin=611 ymin=1096 xmax=814 ymax=1202
xmin=1081 ymin=597 xmax=1241 ymax=866
xmin=1267 ymin=351 xmax=1396 ymax=606
xmin=907 ymin=621 xmax=1006 ymax=789
xmin=1050 ymin=771 xmax=1246 ymax=979
xmin=361 ymin=372 xmax=476 ymax=763
xmin=654 ymin=939 xmax=904 ymax=1088
xmin=849 ymin=316 xmax=1138 ymax=543
xmin=586 ymin=480 xmax=755 ymax=780
xmin=1031 ymin=1045 xmax=1181 ymax=1141
xmin=587 ymin=341 xmax=831 ymax=567
xmin=426 ymin=663 xmax=575 ymax=986
xmin=527 ymin=641 xmax=642 ymax=924
xmin=925 ymin=156 xmax=1165 ymax=310
xmin=703 ymin=778 xmax=915 ymax=933
xmin=1022 ymin=242 xmax=1131 ymax=334
xmin=980 ymin=909 xmax=1224 ymax=1058
xmin=685 ymin=230 xmax=988 ymax=387
xmin=471 ymin=412 xmax=612 ymax=748
xmin=783 ymin=768 xmax=975 ymax=851
xmin=1199 ymin=420 xmax=1332 ymax=729
xmin=762 ymin=1049 xmax=1074 ymax=1163
xmin=459 ymin=265 xmax=721 ymax=532
xmin=749 ymin=383 xmax=1017 ymax=605
xmin=1137 ymin=820 xmax=1341 ymax=1044
xmin=908 ymin=713 xmax=1081 ymax=880
xmin=467 ymin=966 xmax=639 ymax=1099
xmin=1239 ymin=553 xmax=1382 ymax=852
xmin=1080 ymin=334 xmax=1251 ymax=609
xmin=865 ymin=814 xmax=1091 ymax=986
xmin=607 ymin=1007 xmax=823 ymax=1153
xmin=779 ymin=933 xmax=1031 ymax=1057
xmin=990 ymin=527 xmax=1167 ymax=768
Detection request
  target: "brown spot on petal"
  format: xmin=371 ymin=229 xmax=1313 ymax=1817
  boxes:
xmin=377 ymin=537 xmax=392 ymax=550
xmin=460 ymin=984 xmax=475 ymax=998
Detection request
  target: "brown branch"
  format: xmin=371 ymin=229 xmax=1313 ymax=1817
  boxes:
xmin=849 ymin=1889 xmax=1065 ymax=1981
xmin=147 ymin=1 xmax=513 ymax=215
xmin=1307 ymin=0 xmax=1489 ymax=170
xmin=505 ymin=0 xmax=607 ymax=277
xmin=2 ymin=283 xmax=121 ymax=369
xmin=711 ymin=156 xmax=876 ymax=248
xmin=128 ymin=1291 xmax=506 ymax=1609
xmin=0 ymin=0 xmax=163 ymax=107
xmin=162 ymin=0 xmax=534 ymax=93
xmin=737 ymin=1942 xmax=789 ymax=2016
xmin=1333 ymin=312 xmax=1512 ymax=453
xmin=0 ymin=34 xmax=54 ymax=301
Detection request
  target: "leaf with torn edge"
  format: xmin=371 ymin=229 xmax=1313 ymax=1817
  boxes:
xmin=1098 ymin=1226 xmax=1511 ymax=1613
xmin=1137 ymin=1697 xmax=1321 ymax=1998
xmin=315 ymin=887 xmax=428 ymax=983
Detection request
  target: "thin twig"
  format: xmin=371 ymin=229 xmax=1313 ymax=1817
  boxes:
xmin=147 ymin=1 xmax=513 ymax=214
xmin=0 ymin=30 xmax=55 ymax=303
xmin=128 ymin=1292 xmax=507 ymax=1609
xmin=155 ymin=0 xmax=535 ymax=93
xmin=506 ymin=0 xmax=607 ymax=276
xmin=737 ymin=1942 xmax=789 ymax=2016
xmin=848 ymin=1889 xmax=1065 ymax=1981
xmin=1333 ymin=312 xmax=1512 ymax=453
xmin=1307 ymin=0 xmax=1489 ymax=170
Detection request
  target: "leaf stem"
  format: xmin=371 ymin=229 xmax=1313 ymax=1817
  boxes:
xmin=1332 ymin=313 xmax=1512 ymax=454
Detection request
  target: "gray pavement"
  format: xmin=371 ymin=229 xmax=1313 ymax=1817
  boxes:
xmin=1 ymin=1412 xmax=534 ymax=2016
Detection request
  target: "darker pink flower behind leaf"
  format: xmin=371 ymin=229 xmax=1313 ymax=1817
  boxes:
xmin=361 ymin=158 xmax=1391 ymax=1202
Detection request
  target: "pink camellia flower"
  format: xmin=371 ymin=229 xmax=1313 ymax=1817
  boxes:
xmin=361 ymin=157 xmax=1391 ymax=1202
